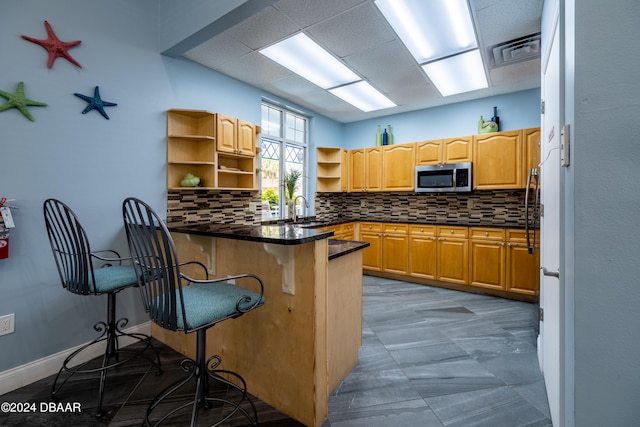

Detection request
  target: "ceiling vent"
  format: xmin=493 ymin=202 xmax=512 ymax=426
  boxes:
xmin=487 ymin=32 xmax=541 ymax=69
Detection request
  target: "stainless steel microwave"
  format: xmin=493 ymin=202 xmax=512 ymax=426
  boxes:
xmin=415 ymin=162 xmax=472 ymax=192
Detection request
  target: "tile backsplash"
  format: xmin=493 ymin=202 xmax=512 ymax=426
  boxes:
xmin=167 ymin=190 xmax=262 ymax=225
xmin=315 ymin=190 xmax=531 ymax=227
xmin=168 ymin=189 xmax=532 ymax=228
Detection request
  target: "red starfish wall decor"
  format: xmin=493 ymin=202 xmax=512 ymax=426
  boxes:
xmin=21 ymin=20 xmax=82 ymax=69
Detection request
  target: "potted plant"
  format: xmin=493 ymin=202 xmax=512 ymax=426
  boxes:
xmin=283 ymin=169 xmax=302 ymax=218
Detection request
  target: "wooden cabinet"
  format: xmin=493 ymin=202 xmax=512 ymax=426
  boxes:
xmin=437 ymin=226 xmax=469 ymax=285
xmin=359 ymin=222 xmax=383 ymax=270
xmin=359 ymin=222 xmax=539 ymax=300
xmin=349 ymin=147 xmax=382 ymax=192
xmin=381 ymin=223 xmax=409 ymax=274
xmin=216 ymin=113 xmax=256 ymax=156
xmin=523 ymin=127 xmax=541 ymax=186
xmin=415 ymin=136 xmax=472 ymax=165
xmin=408 ymin=225 xmax=437 ymax=279
xmin=167 ymin=109 xmax=216 ymax=189
xmin=319 ymin=222 xmax=355 ymax=240
xmin=469 ymin=228 xmax=506 ymax=291
xmin=382 ymin=143 xmax=415 ymax=191
xmin=317 ymin=147 xmax=348 ymax=192
xmin=167 ymin=109 xmax=258 ymax=191
xmin=473 ymin=130 xmax=523 ymax=189
xmin=506 ymin=229 xmax=540 ymax=295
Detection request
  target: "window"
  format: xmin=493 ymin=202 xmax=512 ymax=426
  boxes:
xmin=261 ymin=103 xmax=308 ymax=219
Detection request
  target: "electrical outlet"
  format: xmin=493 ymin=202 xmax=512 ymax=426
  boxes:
xmin=467 ymin=199 xmax=474 ymax=209
xmin=0 ymin=313 xmax=15 ymax=336
xmin=360 ymin=200 xmax=367 ymax=208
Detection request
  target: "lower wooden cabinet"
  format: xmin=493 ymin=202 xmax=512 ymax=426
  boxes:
xmin=469 ymin=228 xmax=506 ymax=290
xmin=408 ymin=225 xmax=437 ymax=279
xmin=320 ymin=222 xmax=355 ymax=240
xmin=381 ymin=223 xmax=408 ymax=275
xmin=506 ymin=230 xmax=540 ymax=295
xmin=437 ymin=226 xmax=469 ymax=285
xmin=360 ymin=221 xmax=539 ymax=300
xmin=360 ymin=222 xmax=383 ymax=270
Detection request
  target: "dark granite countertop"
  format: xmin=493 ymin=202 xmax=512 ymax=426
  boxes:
xmin=168 ymin=222 xmax=334 ymax=245
xmin=286 ymin=218 xmax=535 ymax=230
xmin=328 ymin=239 xmax=370 ymax=260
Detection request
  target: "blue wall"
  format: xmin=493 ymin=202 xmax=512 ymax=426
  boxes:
xmin=343 ymin=89 xmax=540 ymax=150
xmin=0 ymin=0 xmax=540 ymax=374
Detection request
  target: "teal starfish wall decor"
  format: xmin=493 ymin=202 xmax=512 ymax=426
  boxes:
xmin=0 ymin=82 xmax=48 ymax=121
xmin=74 ymin=86 xmax=117 ymax=119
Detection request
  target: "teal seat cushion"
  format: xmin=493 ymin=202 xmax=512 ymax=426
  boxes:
xmin=92 ymin=265 xmax=138 ymax=293
xmin=175 ymin=282 xmax=264 ymax=330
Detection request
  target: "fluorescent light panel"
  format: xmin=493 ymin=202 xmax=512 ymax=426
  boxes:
xmin=375 ymin=0 xmax=477 ymax=63
xmin=259 ymin=33 xmax=359 ymax=89
xmin=261 ymin=33 xmax=395 ymax=112
xmin=329 ymin=81 xmax=397 ymax=112
xmin=422 ymin=50 xmax=488 ymax=97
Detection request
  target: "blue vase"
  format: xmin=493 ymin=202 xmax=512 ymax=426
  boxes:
xmin=382 ymin=128 xmax=388 ymax=145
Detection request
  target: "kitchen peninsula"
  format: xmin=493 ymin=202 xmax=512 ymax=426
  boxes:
xmin=152 ymin=222 xmax=368 ymax=427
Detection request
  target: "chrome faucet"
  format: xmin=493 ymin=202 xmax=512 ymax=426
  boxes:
xmin=292 ymin=195 xmax=309 ymax=222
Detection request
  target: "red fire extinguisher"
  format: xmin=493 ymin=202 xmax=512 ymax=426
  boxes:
xmin=0 ymin=197 xmax=15 ymax=259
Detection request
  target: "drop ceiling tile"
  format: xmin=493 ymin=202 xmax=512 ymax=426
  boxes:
xmin=488 ymin=58 xmax=541 ymax=87
xmin=343 ymin=40 xmax=418 ymax=80
xmin=306 ymin=3 xmax=396 ymax=58
xmin=225 ymin=5 xmax=301 ymax=49
xmin=183 ymin=33 xmax=252 ymax=69
xmin=215 ymin=52 xmax=292 ymax=86
xmin=472 ymin=0 xmax=542 ymax=46
xmin=274 ymin=0 xmax=367 ymax=28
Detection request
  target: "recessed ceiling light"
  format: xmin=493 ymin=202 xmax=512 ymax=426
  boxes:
xmin=259 ymin=33 xmax=360 ymax=89
xmin=422 ymin=50 xmax=488 ymax=97
xmin=375 ymin=0 xmax=477 ymax=64
xmin=329 ymin=81 xmax=397 ymax=112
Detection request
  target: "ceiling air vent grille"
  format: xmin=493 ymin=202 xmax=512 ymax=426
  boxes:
xmin=487 ymin=32 xmax=541 ymax=69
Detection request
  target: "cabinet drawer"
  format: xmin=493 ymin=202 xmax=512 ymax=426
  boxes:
xmin=409 ymin=224 xmax=437 ymax=236
xmin=437 ymin=226 xmax=468 ymax=239
xmin=507 ymin=229 xmax=538 ymax=243
xmin=470 ymin=227 xmax=505 ymax=241
xmin=383 ymin=223 xmax=408 ymax=234
xmin=360 ymin=222 xmax=383 ymax=233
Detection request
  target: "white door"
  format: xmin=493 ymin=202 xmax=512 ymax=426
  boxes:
xmin=539 ymin=16 xmax=563 ymax=427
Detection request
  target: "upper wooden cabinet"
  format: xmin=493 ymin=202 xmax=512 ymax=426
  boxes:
xmin=216 ymin=113 xmax=257 ymax=156
xmin=523 ymin=127 xmax=541 ymax=186
xmin=473 ymin=130 xmax=523 ymax=189
xmin=167 ymin=109 xmax=258 ymax=191
xmin=416 ymin=136 xmax=472 ymax=165
xmin=317 ymin=147 xmax=348 ymax=192
xmin=415 ymin=139 xmax=442 ymax=165
xmin=382 ymin=143 xmax=415 ymax=191
xmin=167 ymin=109 xmax=216 ymax=190
xmin=350 ymin=147 xmax=382 ymax=192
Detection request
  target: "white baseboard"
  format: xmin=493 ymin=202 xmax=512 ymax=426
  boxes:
xmin=0 ymin=321 xmax=151 ymax=396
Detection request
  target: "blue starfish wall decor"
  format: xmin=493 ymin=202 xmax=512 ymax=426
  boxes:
xmin=22 ymin=20 xmax=82 ymax=69
xmin=0 ymin=82 xmax=48 ymax=121
xmin=74 ymin=86 xmax=117 ymax=119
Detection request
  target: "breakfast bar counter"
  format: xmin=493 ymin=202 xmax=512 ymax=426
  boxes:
xmin=153 ymin=222 xmax=368 ymax=427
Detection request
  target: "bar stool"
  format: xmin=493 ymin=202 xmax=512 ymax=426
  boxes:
xmin=122 ymin=197 xmax=265 ymax=426
xmin=43 ymin=198 xmax=162 ymax=417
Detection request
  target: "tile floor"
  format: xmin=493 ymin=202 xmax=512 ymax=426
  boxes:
xmin=0 ymin=276 xmax=551 ymax=426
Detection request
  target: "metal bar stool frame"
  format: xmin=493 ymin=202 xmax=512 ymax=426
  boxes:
xmin=43 ymin=198 xmax=162 ymax=418
xmin=122 ymin=197 xmax=265 ymax=427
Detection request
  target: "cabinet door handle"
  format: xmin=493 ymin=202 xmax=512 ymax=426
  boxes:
xmin=542 ymin=267 xmax=560 ymax=278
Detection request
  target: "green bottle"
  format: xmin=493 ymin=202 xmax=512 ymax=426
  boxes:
xmin=375 ymin=125 xmax=382 ymax=146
